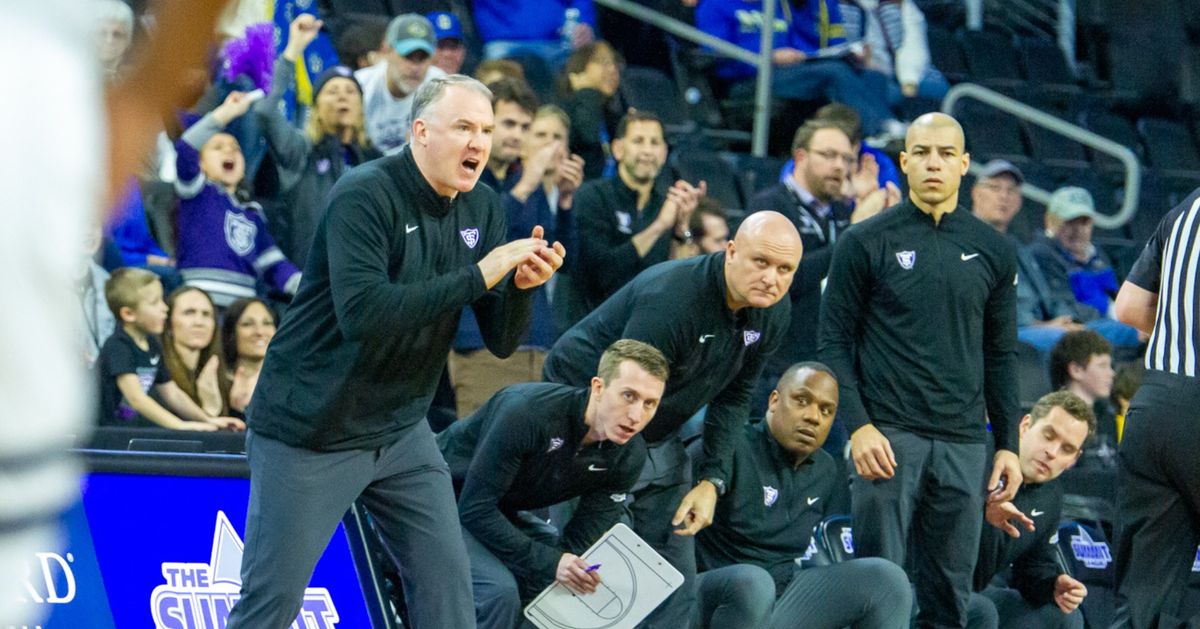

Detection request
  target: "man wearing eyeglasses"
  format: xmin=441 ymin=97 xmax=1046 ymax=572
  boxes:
xmin=746 ymin=119 xmax=891 ymax=425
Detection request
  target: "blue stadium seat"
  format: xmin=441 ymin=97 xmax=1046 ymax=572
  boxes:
xmin=671 ymin=149 xmax=742 ymax=211
xmin=927 ymin=25 xmax=969 ymax=83
xmin=814 ymin=514 xmax=856 ymax=564
xmin=1019 ymin=37 xmax=1081 ymax=94
xmin=959 ymin=30 xmax=1025 ymax=90
xmin=618 ymin=65 xmax=697 ymax=137
xmin=736 ymin=154 xmax=786 ymax=205
xmin=1017 ymin=341 xmax=1052 ymax=412
xmin=1138 ymin=117 xmax=1200 ymax=184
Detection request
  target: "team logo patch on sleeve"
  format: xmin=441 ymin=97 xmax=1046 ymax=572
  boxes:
xmin=224 ymin=211 xmax=257 ymax=256
xmin=744 ymin=330 xmax=761 ymax=346
xmin=896 ymin=250 xmax=916 ymax=270
xmin=460 ymin=228 xmax=480 ymax=249
xmin=763 ymin=486 xmax=778 ymax=506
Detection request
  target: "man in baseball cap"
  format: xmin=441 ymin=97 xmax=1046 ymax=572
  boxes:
xmin=355 ymin=13 xmax=446 ymax=154
xmin=427 ymin=11 xmax=466 ymax=75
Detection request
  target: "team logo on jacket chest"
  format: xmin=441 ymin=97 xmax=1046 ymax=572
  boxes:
xmin=895 ymin=250 xmax=916 ymax=270
xmin=224 ymin=211 xmax=257 ymax=256
xmin=763 ymin=486 xmax=779 ymax=506
xmin=460 ymin=228 xmax=480 ymax=249
xmin=547 ymin=437 xmax=564 ymax=452
xmin=615 ymin=211 xmax=633 ymax=234
xmin=744 ymin=330 xmax=762 ymax=346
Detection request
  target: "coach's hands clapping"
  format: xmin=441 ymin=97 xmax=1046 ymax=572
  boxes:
xmin=477 ymin=226 xmax=565 ymax=290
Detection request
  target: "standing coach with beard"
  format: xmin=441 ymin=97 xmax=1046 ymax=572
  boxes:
xmin=819 ymin=113 xmax=1023 ymax=629
xmin=224 ymin=75 xmax=566 ymax=629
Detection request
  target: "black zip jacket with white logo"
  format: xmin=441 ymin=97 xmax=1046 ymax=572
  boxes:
xmin=819 ymin=200 xmax=1020 ymax=451
xmin=974 ymin=479 xmax=1064 ymax=606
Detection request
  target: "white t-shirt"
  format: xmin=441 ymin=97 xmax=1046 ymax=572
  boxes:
xmin=355 ymin=61 xmax=447 ymax=155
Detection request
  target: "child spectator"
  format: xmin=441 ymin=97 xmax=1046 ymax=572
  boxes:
xmin=162 ymin=287 xmax=225 ymax=416
xmin=175 ymin=91 xmax=302 ymax=307
xmin=254 ymin=15 xmax=382 ymax=267
xmin=97 ymin=268 xmax=244 ymax=431
xmin=78 ymin=223 xmax=116 ymax=368
xmin=474 ymin=59 xmax=526 ymax=85
xmin=219 ymin=297 xmax=277 ymax=415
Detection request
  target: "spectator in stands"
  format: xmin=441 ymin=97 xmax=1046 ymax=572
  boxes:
xmin=97 ymin=268 xmax=244 ymax=431
xmin=688 ymin=197 xmax=730 ymax=255
xmin=450 ymin=84 xmax=583 ymax=417
xmin=428 ymin=11 xmax=466 ymax=75
xmin=560 ymin=41 xmax=624 ymax=180
xmin=78 ymin=223 xmax=116 ymax=369
xmin=566 ymin=111 xmax=704 ymax=325
xmin=334 ymin=16 xmax=389 ymax=71
xmin=162 ymin=287 xmax=225 ymax=417
xmin=840 ymin=0 xmax=950 ymax=103
xmin=219 ymin=297 xmax=276 ymax=415
xmin=438 ymin=339 xmax=668 ymax=628
xmin=1025 ymin=186 xmax=1141 ymax=352
xmin=1050 ymin=329 xmax=1115 ymax=418
xmin=695 ymin=0 xmax=907 ymax=143
xmin=255 ymin=15 xmax=381 ymax=268
xmin=474 ymin=0 xmax=596 ymax=67
xmin=96 ymin=0 xmax=134 ymax=82
xmin=1110 ymin=362 xmax=1143 ymax=443
xmin=174 ymin=92 xmax=302 ymax=307
xmin=748 ymin=119 xmax=893 ymax=421
xmin=475 ymin=59 xmax=526 ymax=85
xmin=974 ymin=390 xmax=1092 ymax=629
xmin=781 ymin=103 xmax=901 ymax=191
xmin=106 ymin=177 xmax=174 ymax=270
xmin=355 ymin=14 xmax=446 ymax=155
xmin=690 ymin=363 xmax=913 ymax=629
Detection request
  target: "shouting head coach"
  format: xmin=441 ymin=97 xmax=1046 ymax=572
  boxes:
xmin=223 ymin=75 xmax=565 ymax=629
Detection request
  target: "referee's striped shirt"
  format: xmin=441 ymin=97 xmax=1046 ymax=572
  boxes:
xmin=1128 ymin=188 xmax=1200 ymax=376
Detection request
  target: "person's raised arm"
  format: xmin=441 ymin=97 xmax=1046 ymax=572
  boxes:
xmin=116 ymin=374 xmax=215 ymax=431
xmin=253 ymin=15 xmax=322 ymax=172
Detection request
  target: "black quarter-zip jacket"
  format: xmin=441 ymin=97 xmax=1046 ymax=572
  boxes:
xmin=818 ymin=200 xmax=1021 ymax=451
xmin=543 ymin=252 xmax=790 ymax=483
xmin=973 ymin=479 xmax=1064 ymax=606
xmin=694 ymin=421 xmax=841 ymax=592
xmin=248 ymin=147 xmax=534 ymax=451
xmin=573 ymin=176 xmax=670 ymax=311
xmin=437 ymin=382 xmax=647 ymax=586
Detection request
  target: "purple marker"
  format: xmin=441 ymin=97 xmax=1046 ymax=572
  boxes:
xmin=584 ymin=564 xmax=601 ymax=573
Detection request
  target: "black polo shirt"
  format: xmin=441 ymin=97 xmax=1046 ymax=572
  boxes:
xmin=543 ymin=252 xmax=790 ymax=484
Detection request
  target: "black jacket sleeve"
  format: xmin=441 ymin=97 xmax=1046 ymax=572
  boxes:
xmin=324 ymin=181 xmax=491 ymax=341
xmin=698 ymin=308 xmax=788 ymax=484
xmin=457 ymin=409 xmax=562 ymax=586
xmin=471 ymin=204 xmax=536 ymax=359
xmin=983 ymin=248 xmax=1020 ymax=452
xmin=818 ymin=231 xmax=874 ymax=434
xmin=1011 ymin=530 xmax=1064 ymax=607
xmin=560 ymin=461 xmax=642 ymax=556
xmin=575 ymin=184 xmax=655 ymax=300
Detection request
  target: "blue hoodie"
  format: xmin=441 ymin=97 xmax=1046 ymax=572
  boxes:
xmin=696 ymin=0 xmax=848 ymax=80
xmin=473 ymin=0 xmax=596 ymax=43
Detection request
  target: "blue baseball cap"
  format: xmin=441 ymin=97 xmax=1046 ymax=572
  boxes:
xmin=426 ymin=12 xmax=463 ymax=42
xmin=385 ymin=14 xmax=435 ymax=57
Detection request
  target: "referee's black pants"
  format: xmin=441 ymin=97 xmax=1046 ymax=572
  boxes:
xmin=851 ymin=425 xmax=988 ymax=629
xmin=1112 ymin=369 xmax=1200 ymax=629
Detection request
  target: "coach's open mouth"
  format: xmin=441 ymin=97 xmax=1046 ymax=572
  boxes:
xmin=462 ymin=158 xmax=479 ymax=174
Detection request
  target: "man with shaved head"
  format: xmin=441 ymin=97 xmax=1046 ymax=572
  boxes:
xmin=819 ymin=113 xmax=1023 ymax=629
xmin=544 ymin=211 xmax=802 ymax=628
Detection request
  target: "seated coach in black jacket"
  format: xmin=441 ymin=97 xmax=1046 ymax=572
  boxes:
xmin=438 ymin=339 xmax=669 ymax=629
xmin=975 ymin=390 xmax=1094 ymax=629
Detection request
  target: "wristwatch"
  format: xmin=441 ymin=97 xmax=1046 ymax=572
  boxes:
xmin=701 ymin=477 xmax=726 ymax=497
xmin=672 ymin=230 xmax=693 ymax=244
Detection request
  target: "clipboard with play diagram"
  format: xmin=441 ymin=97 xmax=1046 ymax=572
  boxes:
xmin=524 ymin=523 xmax=683 ymax=629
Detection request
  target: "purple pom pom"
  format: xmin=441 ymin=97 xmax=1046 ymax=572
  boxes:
xmin=221 ymin=23 xmax=276 ymax=92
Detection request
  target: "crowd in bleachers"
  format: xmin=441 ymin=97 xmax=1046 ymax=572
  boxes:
xmin=83 ymin=0 xmax=1200 ymax=626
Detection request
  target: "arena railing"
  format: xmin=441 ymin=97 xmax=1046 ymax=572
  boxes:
xmin=590 ymin=0 xmax=776 ymax=157
xmin=942 ymin=82 xmax=1141 ymax=230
